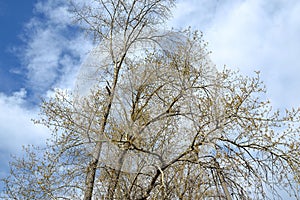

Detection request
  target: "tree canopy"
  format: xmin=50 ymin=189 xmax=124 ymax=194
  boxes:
xmin=2 ymin=0 xmax=300 ymax=199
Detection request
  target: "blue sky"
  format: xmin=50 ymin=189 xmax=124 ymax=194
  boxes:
xmin=0 ymin=0 xmax=37 ymax=93
xmin=1 ymin=0 xmax=300 ymax=194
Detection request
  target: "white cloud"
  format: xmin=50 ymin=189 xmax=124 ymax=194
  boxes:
xmin=0 ymin=1 xmax=94 ymax=178
xmin=17 ymin=0 xmax=94 ymax=96
xmin=34 ymin=1 xmax=73 ymax=26
xmin=0 ymin=89 xmax=50 ymax=170
xmin=171 ymin=0 xmax=300 ymax=108
xmin=1 ymin=0 xmax=94 ymax=169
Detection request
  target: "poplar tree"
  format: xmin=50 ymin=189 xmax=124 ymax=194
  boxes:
xmin=2 ymin=1 xmax=300 ymax=199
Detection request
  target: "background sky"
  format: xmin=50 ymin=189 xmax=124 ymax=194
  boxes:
xmin=1 ymin=0 xmax=300 ymax=193
xmin=0 ymin=0 xmax=34 ymax=92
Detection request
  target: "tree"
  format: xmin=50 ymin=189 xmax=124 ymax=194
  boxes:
xmin=2 ymin=0 xmax=300 ymax=199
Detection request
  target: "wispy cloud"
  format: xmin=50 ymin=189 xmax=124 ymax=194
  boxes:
xmin=1 ymin=0 xmax=95 ymax=159
xmin=16 ymin=0 xmax=93 ymax=97
xmin=0 ymin=0 xmax=94 ymax=186
xmin=0 ymin=89 xmax=50 ymax=172
xmin=171 ymin=0 xmax=300 ymax=108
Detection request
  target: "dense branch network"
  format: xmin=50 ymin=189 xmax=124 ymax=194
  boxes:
xmin=2 ymin=0 xmax=300 ymax=200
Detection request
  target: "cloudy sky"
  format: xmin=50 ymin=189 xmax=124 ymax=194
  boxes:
xmin=1 ymin=0 xmax=300 ymax=191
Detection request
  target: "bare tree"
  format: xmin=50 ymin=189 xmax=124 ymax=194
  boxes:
xmin=2 ymin=0 xmax=300 ymax=200
xmin=70 ymin=0 xmax=177 ymax=199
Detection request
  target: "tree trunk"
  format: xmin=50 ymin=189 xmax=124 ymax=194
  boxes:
xmin=215 ymin=161 xmax=232 ymax=200
xmin=107 ymin=149 xmax=128 ymax=199
xmin=83 ymin=142 xmax=102 ymax=200
xmin=83 ymin=62 xmax=122 ymax=200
